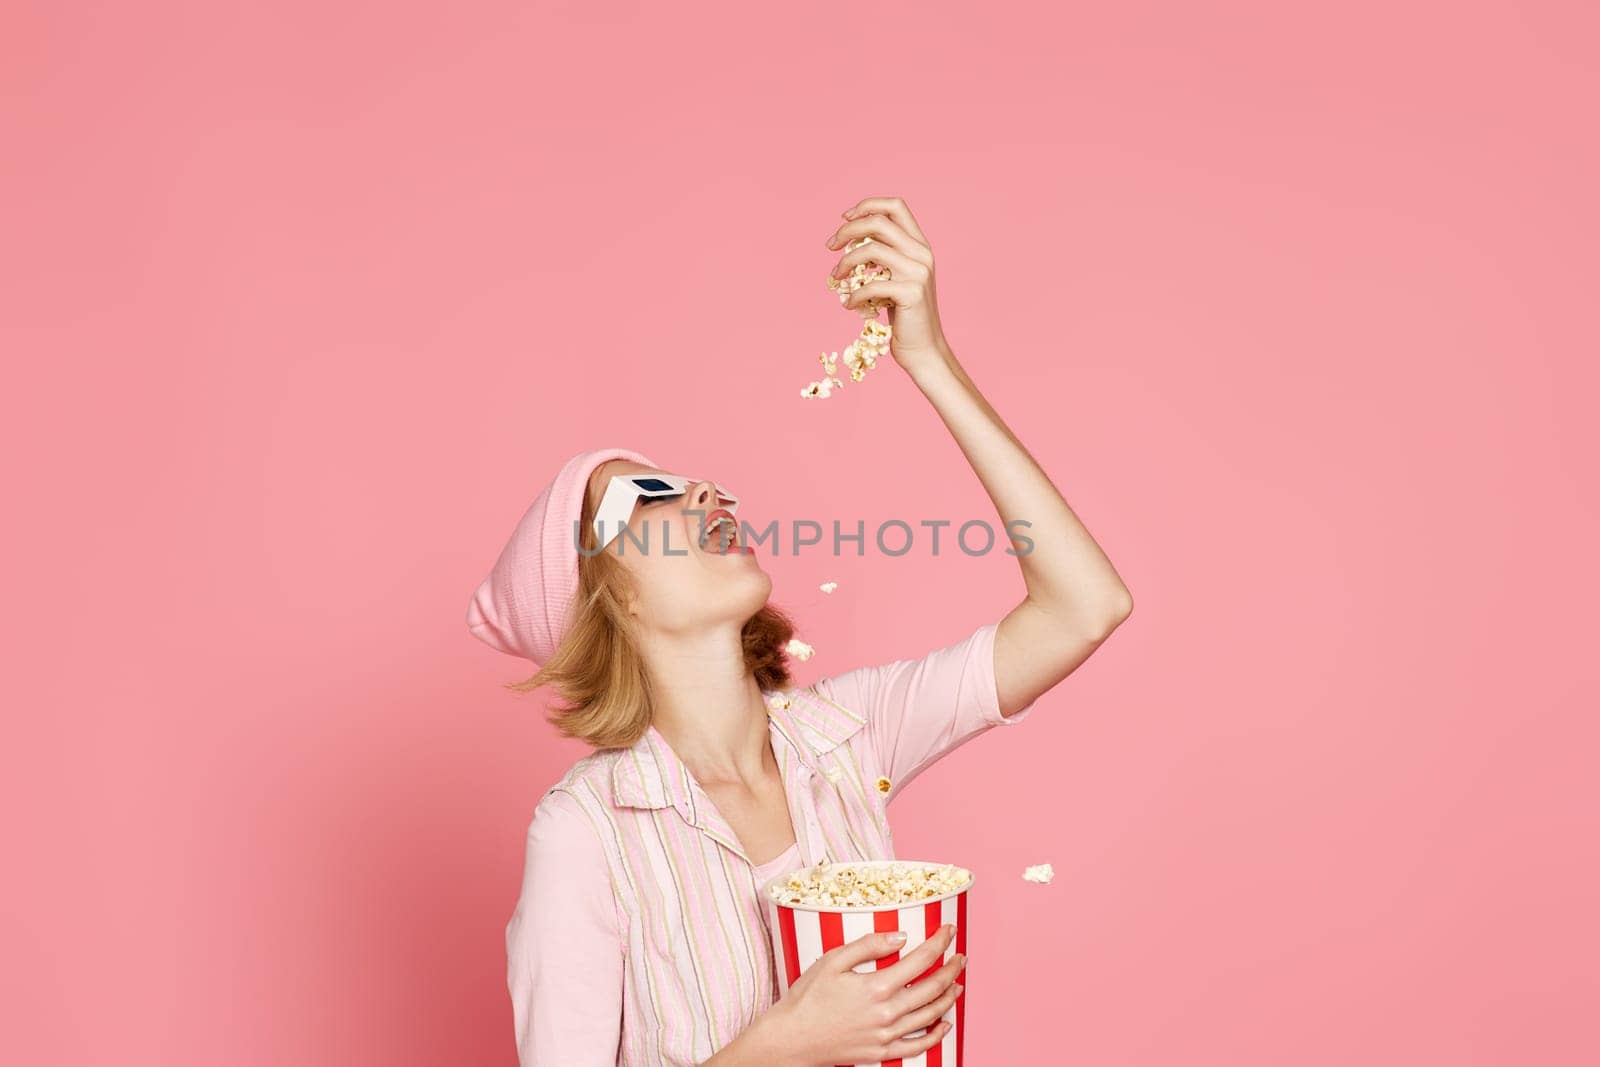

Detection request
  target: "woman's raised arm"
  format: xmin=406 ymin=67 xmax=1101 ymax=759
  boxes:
xmin=826 ymin=196 xmax=1134 ymax=717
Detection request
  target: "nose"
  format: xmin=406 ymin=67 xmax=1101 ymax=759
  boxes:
xmin=684 ymin=479 xmax=719 ymax=511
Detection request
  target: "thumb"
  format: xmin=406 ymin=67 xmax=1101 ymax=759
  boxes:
xmin=827 ymin=929 xmax=908 ymax=971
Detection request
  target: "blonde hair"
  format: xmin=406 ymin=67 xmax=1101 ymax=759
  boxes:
xmin=506 ymin=484 xmax=796 ymax=750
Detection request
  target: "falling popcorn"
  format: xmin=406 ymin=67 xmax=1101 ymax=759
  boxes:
xmin=802 ymin=237 xmax=894 ymax=399
xmin=799 ymin=377 xmax=839 ymax=399
xmin=765 ymin=691 xmax=792 ymax=711
xmin=1022 ymin=863 xmax=1055 ymax=884
xmin=786 ymin=638 xmax=815 ymax=661
xmin=875 ymin=776 xmax=892 ymax=795
xmin=819 ymin=580 xmax=837 ymax=594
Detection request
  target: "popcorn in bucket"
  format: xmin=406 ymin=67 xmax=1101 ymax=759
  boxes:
xmin=762 ymin=859 xmax=973 ymax=1066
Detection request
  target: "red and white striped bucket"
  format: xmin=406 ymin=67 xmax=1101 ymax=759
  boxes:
xmin=762 ymin=859 xmax=972 ymax=1067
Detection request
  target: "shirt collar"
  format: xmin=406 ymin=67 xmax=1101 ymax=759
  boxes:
xmin=610 ymin=722 xmax=690 ymax=813
xmin=610 ymin=686 xmax=866 ymax=812
xmin=768 ymin=684 xmax=867 ymax=763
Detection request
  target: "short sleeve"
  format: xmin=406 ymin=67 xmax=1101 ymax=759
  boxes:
xmin=813 ymin=620 xmax=1036 ymax=806
xmin=506 ymin=788 xmax=624 ymax=1066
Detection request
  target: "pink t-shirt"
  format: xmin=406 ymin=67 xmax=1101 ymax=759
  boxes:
xmin=505 ymin=620 xmax=1035 ymax=1066
xmin=750 ymin=838 xmax=802 ymax=889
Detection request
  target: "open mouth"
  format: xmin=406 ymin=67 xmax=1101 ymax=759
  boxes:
xmin=698 ymin=508 xmax=750 ymax=556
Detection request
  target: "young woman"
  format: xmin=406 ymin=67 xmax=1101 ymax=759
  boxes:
xmin=467 ymin=197 xmax=1133 ymax=1066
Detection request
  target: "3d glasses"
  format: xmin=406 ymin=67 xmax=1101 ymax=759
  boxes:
xmin=591 ymin=473 xmax=740 ymax=551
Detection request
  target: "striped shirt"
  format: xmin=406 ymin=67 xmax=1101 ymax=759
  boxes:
xmin=506 ymin=620 xmax=1035 ymax=1066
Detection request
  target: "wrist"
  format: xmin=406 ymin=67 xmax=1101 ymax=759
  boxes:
xmin=746 ymin=1002 xmax=812 ymax=1067
xmin=903 ymin=341 xmax=961 ymax=390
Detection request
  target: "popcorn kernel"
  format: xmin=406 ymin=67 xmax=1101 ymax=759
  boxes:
xmin=1022 ymin=863 xmax=1055 ymax=884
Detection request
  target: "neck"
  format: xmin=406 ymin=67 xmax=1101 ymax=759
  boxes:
xmin=639 ymin=620 xmax=772 ymax=788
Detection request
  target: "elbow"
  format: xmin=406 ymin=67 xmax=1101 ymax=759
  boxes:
xmin=1088 ymin=587 xmax=1133 ymax=642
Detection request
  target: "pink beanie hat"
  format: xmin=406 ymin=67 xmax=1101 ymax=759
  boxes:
xmin=466 ymin=446 xmax=657 ymax=665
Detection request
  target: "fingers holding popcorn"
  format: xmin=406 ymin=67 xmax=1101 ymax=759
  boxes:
xmin=826 ymin=236 xmax=895 ymax=312
xmin=843 ymin=279 xmax=923 ymax=314
xmin=829 ymin=234 xmax=929 ymax=286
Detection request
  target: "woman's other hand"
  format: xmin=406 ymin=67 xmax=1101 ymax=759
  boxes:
xmin=766 ymin=924 xmax=966 ymax=1066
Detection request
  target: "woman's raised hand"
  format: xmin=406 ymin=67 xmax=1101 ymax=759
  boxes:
xmin=765 ymin=924 xmax=966 ymax=1067
xmin=825 ymin=196 xmax=949 ymax=377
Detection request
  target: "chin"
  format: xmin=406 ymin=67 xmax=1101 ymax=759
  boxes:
xmin=738 ymin=569 xmax=773 ymax=611
xmin=715 ymin=568 xmax=771 ymax=621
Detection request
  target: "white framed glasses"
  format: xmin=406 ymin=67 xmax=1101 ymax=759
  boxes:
xmin=591 ymin=473 xmax=739 ymax=551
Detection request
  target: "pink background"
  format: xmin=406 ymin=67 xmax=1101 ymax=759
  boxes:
xmin=4 ymin=2 xmax=1597 ymax=1064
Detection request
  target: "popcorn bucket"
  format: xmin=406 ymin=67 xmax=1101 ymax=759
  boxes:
xmin=762 ymin=859 xmax=972 ymax=1067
